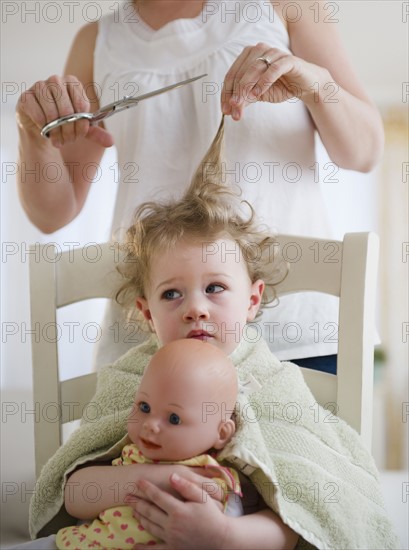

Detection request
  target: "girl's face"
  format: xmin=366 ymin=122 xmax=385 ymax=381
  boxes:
xmin=137 ymin=238 xmax=264 ymax=354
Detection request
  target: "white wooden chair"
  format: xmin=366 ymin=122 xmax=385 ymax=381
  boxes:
xmin=30 ymin=233 xmax=379 ymax=478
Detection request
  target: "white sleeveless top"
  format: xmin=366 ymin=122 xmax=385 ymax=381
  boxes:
xmin=94 ymin=0 xmax=338 ymax=363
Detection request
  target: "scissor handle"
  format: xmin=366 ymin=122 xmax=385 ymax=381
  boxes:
xmin=40 ymin=112 xmax=94 ymax=138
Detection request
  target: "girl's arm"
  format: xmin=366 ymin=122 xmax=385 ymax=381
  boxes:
xmin=64 ymin=463 xmax=222 ymax=520
xmin=224 ymin=509 xmax=298 ymax=550
xmin=130 ymin=474 xmax=298 ymax=550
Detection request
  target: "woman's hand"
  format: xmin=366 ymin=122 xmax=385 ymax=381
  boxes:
xmin=126 ymin=473 xmax=229 ymax=550
xmin=16 ymin=74 xmax=113 ymax=148
xmin=221 ymin=42 xmax=328 ymax=121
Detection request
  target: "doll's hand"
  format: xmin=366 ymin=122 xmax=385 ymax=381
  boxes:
xmin=221 ymin=42 xmax=328 ymax=120
xmin=127 ymin=474 xmax=228 ymax=550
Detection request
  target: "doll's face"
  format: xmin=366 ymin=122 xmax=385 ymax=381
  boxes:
xmin=127 ymin=340 xmax=237 ymax=461
xmin=136 ymin=238 xmax=264 ymax=355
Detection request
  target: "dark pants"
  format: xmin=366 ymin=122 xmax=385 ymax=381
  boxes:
xmin=291 ymin=355 xmax=337 ymax=375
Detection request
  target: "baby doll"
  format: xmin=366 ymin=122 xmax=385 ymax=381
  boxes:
xmin=56 ymin=339 xmax=241 ymax=549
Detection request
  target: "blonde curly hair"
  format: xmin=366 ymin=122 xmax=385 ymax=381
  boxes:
xmin=116 ymin=116 xmax=287 ymax=323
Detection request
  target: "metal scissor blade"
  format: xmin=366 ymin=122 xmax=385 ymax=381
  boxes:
xmin=133 ymin=73 xmax=208 ymax=103
xmin=40 ymin=73 xmax=207 ymax=137
xmin=101 ymin=73 xmax=208 ymax=117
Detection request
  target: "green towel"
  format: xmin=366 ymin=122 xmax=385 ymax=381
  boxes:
xmin=222 ymin=334 xmax=399 ymax=549
xmin=30 ymin=333 xmax=399 ymax=549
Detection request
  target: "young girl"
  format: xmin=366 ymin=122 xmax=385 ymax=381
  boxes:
xmin=27 ymin=120 xmax=397 ymax=550
xmin=56 ymin=339 xmax=242 ymax=549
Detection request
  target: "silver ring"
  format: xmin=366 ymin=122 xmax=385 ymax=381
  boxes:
xmin=256 ymin=56 xmax=272 ymax=68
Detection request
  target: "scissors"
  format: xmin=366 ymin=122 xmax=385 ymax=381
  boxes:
xmin=40 ymin=73 xmax=207 ymax=138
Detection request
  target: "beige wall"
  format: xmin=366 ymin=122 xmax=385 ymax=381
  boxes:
xmin=1 ymin=1 xmax=406 ymax=107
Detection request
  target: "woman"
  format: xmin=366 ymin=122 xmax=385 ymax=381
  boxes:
xmin=16 ymin=0 xmax=384 ymax=368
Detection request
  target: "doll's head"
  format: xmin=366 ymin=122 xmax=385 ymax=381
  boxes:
xmin=127 ymin=338 xmax=238 ymax=461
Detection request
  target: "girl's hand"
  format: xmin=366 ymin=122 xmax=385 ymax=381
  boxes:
xmin=127 ymin=474 xmax=229 ymax=550
xmin=221 ymin=42 xmax=328 ymax=120
xmin=16 ymin=75 xmax=113 ymax=148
